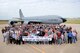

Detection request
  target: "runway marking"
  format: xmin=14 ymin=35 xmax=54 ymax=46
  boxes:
xmin=29 ymin=44 xmax=45 ymax=53
xmin=34 ymin=45 xmax=46 ymax=53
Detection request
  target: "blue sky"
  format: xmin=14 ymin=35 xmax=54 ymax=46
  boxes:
xmin=0 ymin=0 xmax=80 ymax=19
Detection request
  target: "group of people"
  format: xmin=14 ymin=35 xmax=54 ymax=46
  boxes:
xmin=1 ymin=23 xmax=78 ymax=45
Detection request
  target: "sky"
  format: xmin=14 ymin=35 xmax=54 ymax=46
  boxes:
xmin=0 ymin=0 xmax=80 ymax=19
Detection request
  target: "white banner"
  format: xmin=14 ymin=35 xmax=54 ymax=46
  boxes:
xmin=22 ymin=36 xmax=52 ymax=41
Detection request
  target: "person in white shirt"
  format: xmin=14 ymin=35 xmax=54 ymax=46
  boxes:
xmin=72 ymin=30 xmax=77 ymax=43
xmin=5 ymin=31 xmax=10 ymax=44
xmin=61 ymin=33 xmax=64 ymax=44
xmin=3 ymin=31 xmax=6 ymax=42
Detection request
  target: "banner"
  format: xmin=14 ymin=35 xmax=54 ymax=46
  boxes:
xmin=22 ymin=36 xmax=52 ymax=41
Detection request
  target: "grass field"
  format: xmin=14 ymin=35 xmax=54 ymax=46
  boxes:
xmin=65 ymin=18 xmax=80 ymax=24
xmin=0 ymin=18 xmax=80 ymax=24
xmin=0 ymin=20 xmax=8 ymax=24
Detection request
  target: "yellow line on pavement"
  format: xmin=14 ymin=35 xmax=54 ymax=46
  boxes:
xmin=29 ymin=45 xmax=45 ymax=53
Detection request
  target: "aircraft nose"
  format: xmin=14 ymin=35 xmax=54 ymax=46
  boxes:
xmin=61 ymin=18 xmax=67 ymax=22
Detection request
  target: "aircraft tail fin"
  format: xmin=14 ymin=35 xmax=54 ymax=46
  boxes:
xmin=19 ymin=9 xmax=24 ymax=20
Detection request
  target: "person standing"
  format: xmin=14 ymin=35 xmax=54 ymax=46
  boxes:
xmin=61 ymin=33 xmax=64 ymax=44
xmin=53 ymin=32 xmax=57 ymax=44
xmin=74 ymin=30 xmax=78 ymax=41
xmin=2 ymin=30 xmax=6 ymax=42
xmin=57 ymin=31 xmax=62 ymax=45
xmin=64 ymin=31 xmax=68 ymax=43
xmin=67 ymin=31 xmax=73 ymax=44
xmin=9 ymin=30 xmax=13 ymax=44
xmin=1 ymin=28 xmax=6 ymax=42
xmin=72 ymin=30 xmax=77 ymax=43
xmin=5 ymin=30 xmax=10 ymax=44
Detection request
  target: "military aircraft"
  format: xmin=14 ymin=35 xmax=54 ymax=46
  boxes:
xmin=9 ymin=9 xmax=67 ymax=25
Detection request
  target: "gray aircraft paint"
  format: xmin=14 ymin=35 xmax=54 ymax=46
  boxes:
xmin=9 ymin=9 xmax=66 ymax=24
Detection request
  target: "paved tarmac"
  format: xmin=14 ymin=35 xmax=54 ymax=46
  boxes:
xmin=0 ymin=24 xmax=80 ymax=53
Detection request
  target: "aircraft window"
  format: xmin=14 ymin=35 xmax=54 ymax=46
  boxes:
xmin=48 ymin=19 xmax=58 ymax=21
